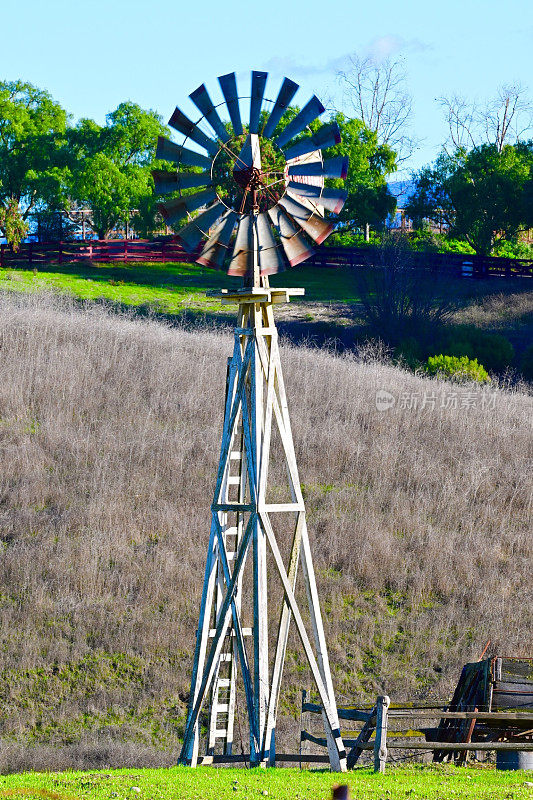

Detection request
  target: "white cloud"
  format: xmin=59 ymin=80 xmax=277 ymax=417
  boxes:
xmin=366 ymin=34 xmax=432 ymax=62
xmin=263 ymin=35 xmax=431 ymax=81
xmin=262 ymin=54 xmax=348 ymax=79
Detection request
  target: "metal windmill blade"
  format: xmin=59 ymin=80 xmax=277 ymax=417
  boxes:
xmin=255 ymin=212 xmax=285 ymax=275
xmin=287 ymin=156 xmax=348 ymax=181
xmin=152 ymin=169 xmax=212 ymax=194
xmin=287 ymin=183 xmax=348 ymax=215
xmin=228 ymin=215 xmax=252 ymax=276
xmin=175 ymin=202 xmax=227 ymax=252
xmin=197 ymin=210 xmax=238 ymax=268
xmin=262 ymin=77 xmax=299 ymax=139
xmin=155 ymin=137 xmax=212 ymax=169
xmin=268 ymin=205 xmax=314 ymax=267
xmin=168 ymin=107 xmax=219 ymax=156
xmin=218 ymin=72 xmax=243 ymax=136
xmin=282 ymin=122 xmax=341 ymax=161
xmin=274 ymin=95 xmax=325 ymax=149
xmin=158 ymin=188 xmax=217 ymax=226
xmin=278 ymin=194 xmax=333 ymax=245
xmin=249 ymin=71 xmax=268 ymax=134
xmin=189 ymin=83 xmax=231 ymax=143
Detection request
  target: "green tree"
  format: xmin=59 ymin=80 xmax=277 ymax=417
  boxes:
xmin=0 ymin=199 xmax=28 ymax=250
xmin=0 ymin=80 xmax=67 ymax=246
xmin=407 ymin=142 xmax=533 ymax=255
xmin=266 ymin=108 xmax=397 ymax=237
xmin=324 ymin=113 xmax=397 ymax=236
xmin=66 ymin=102 xmax=168 ymax=239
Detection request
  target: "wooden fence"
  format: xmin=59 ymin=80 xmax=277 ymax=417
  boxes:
xmin=301 ymin=693 xmax=533 ymax=772
xmin=0 ymin=239 xmax=199 ymax=267
xmin=1 ymin=240 xmax=532 ymax=278
xmin=307 ymin=246 xmax=533 ymax=277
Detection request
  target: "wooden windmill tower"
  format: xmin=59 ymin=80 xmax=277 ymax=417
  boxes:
xmin=154 ymin=71 xmax=349 ymax=772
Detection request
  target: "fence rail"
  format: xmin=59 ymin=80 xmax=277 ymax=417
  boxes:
xmin=1 ymin=240 xmax=532 ymax=277
xmin=0 ymin=239 xmax=199 ymax=267
xmin=302 ymin=694 xmax=533 ymax=773
xmin=307 ymin=246 xmax=533 ymax=277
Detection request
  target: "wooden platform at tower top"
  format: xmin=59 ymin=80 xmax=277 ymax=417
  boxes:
xmin=178 ymin=285 xmax=347 ymax=771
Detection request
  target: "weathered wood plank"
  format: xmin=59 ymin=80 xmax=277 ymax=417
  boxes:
xmin=493 ymin=681 xmax=533 ymax=694
xmin=374 ymin=695 xmax=390 ymax=773
xmin=304 ymin=734 xmax=533 ymax=752
xmin=501 ymin=658 xmax=533 ymax=683
xmin=346 ymin=708 xmax=377 ymax=769
xmin=390 ymin=710 xmax=533 ymax=721
xmin=302 ymin=731 xmax=364 ymax=748
xmin=303 ymin=702 xmax=374 ymax=723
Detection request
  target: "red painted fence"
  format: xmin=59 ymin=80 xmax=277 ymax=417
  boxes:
xmin=1 ymin=239 xmax=532 ymax=278
xmin=0 ymin=239 xmax=199 ymax=267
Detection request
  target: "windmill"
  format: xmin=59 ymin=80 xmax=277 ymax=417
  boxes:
xmin=154 ymin=71 xmax=348 ymax=771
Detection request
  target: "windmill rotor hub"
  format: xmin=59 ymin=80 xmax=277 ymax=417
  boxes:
xmin=215 ymin=134 xmax=286 ymax=214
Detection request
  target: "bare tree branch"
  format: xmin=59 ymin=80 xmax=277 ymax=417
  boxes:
xmin=439 ymin=83 xmax=533 ymax=153
xmin=337 ymin=53 xmax=417 ymax=163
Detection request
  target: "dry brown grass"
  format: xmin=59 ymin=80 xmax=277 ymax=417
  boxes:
xmin=0 ymin=291 xmax=531 ymax=769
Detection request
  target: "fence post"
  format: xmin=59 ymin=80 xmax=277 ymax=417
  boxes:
xmin=124 ymin=238 xmax=128 ymax=262
xmin=1 ymin=243 xmax=4 ymax=268
xmin=58 ymin=241 xmax=63 ymax=265
xmin=374 ymin=695 xmax=389 ymax=773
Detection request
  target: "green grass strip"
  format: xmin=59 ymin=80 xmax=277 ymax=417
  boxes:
xmin=0 ymin=764 xmax=531 ymax=800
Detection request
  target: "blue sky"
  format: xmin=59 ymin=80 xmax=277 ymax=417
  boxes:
xmin=1 ymin=0 xmax=532 ymax=178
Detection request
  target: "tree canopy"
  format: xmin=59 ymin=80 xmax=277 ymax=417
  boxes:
xmin=324 ymin=112 xmax=397 ymax=233
xmin=406 ymin=142 xmax=533 ymax=255
xmin=65 ymin=102 xmax=168 ymax=239
xmin=3 ymin=75 xmax=533 ymax=255
xmin=0 ymin=80 xmax=67 ymax=247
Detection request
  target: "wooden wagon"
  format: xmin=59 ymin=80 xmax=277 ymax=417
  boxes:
xmin=432 ymin=656 xmax=533 ymax=762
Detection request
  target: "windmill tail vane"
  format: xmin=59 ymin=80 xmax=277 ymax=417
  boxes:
xmin=155 ymin=71 xmax=348 ymax=772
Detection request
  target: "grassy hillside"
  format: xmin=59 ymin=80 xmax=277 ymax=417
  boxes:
xmin=0 ymin=292 xmax=530 ymax=770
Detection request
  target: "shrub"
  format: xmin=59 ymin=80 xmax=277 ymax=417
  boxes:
xmin=394 ymin=336 xmax=424 ymax=369
xmin=327 ymin=230 xmax=381 ymax=247
xmin=425 ymin=354 xmax=490 ymax=383
xmin=520 ymin=344 xmax=533 ymax=381
xmin=438 ymin=327 xmax=515 ymax=372
xmin=355 ymin=233 xmax=460 ymax=345
xmin=492 ymin=239 xmax=533 ymax=259
xmin=409 ymin=231 xmax=475 ymax=255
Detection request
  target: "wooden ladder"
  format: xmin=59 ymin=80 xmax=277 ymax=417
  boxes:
xmin=206 ymin=399 xmax=247 ymax=756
